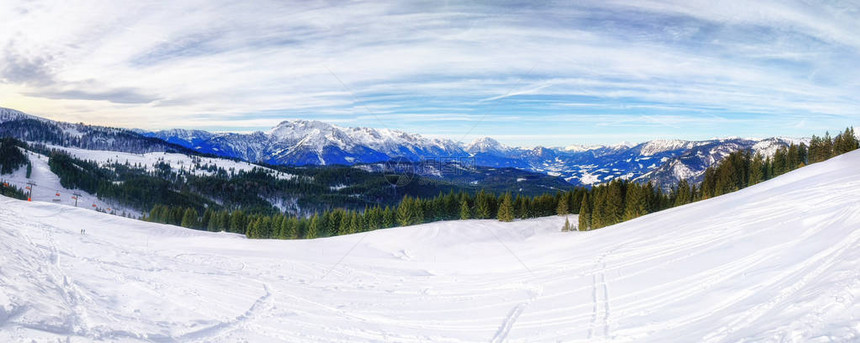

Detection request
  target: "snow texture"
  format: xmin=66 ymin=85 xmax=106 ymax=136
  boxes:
xmin=1 ymin=151 xmax=859 ymax=342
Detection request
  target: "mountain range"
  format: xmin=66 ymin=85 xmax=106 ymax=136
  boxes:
xmin=139 ymin=118 xmax=804 ymax=188
xmin=1 ymin=107 xmax=804 ymax=188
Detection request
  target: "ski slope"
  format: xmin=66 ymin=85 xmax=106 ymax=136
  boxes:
xmin=1 ymin=150 xmax=129 ymax=216
xmin=1 ymin=152 xmax=859 ymax=342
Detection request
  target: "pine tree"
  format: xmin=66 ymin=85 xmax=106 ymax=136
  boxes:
xmin=606 ymin=180 xmax=625 ymax=225
xmin=201 ymin=208 xmax=213 ymax=231
xmin=397 ymin=196 xmax=413 ymax=226
xmin=230 ymin=210 xmax=245 ymax=234
xmin=180 ymin=208 xmax=198 ymax=228
xmin=497 ymin=192 xmax=514 ymax=222
xmin=149 ymin=205 xmax=162 ymax=223
xmin=339 ymin=211 xmax=350 ymax=236
xmin=749 ymin=153 xmax=765 ymax=185
xmin=295 ymin=219 xmax=307 ymax=239
xmin=362 ymin=207 xmax=374 ymax=231
xmin=475 ymin=190 xmax=491 ymax=219
xmin=556 ymin=192 xmax=569 ymax=216
xmin=578 ymin=193 xmax=591 ymax=231
xmin=290 ymin=217 xmax=301 ymax=239
xmin=413 ymin=198 xmax=425 ymax=224
xmin=562 ymin=217 xmax=571 ymax=232
xmin=328 ymin=210 xmax=343 ymax=235
xmin=382 ymin=206 xmax=395 ymax=228
xmin=460 ymin=198 xmax=471 ymax=220
xmin=259 ymin=216 xmax=273 ymax=238
xmin=348 ymin=211 xmax=360 ymax=234
xmin=247 ymin=217 xmax=261 ymax=238
xmin=307 ymin=214 xmax=319 ymax=239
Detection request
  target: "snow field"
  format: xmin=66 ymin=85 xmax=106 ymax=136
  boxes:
xmin=0 ymin=151 xmax=858 ymax=342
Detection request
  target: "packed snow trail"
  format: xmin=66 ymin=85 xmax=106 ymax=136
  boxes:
xmin=1 ymin=152 xmax=860 ymax=342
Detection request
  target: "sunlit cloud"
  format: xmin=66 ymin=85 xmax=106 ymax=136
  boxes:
xmin=0 ymin=0 xmax=857 ymax=146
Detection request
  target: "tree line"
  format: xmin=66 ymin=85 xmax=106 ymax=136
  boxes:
xmin=145 ymin=189 xmax=580 ymax=239
xmin=578 ymin=127 xmax=859 ymax=230
xmin=146 ymin=127 xmax=858 ymax=239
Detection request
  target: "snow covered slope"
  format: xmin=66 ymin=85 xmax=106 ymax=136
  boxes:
xmin=1 ymin=149 xmax=130 ymax=216
xmin=47 ymin=145 xmax=296 ymax=180
xmin=1 ymin=151 xmax=859 ymax=342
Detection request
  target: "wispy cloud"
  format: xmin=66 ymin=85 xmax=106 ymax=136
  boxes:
xmin=0 ymin=0 xmax=857 ymax=146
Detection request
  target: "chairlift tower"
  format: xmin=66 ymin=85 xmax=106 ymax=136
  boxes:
xmin=72 ymin=192 xmax=82 ymax=207
xmin=25 ymin=181 xmax=36 ymax=201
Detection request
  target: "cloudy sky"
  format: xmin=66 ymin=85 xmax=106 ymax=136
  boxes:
xmin=1 ymin=1 xmax=858 ymax=146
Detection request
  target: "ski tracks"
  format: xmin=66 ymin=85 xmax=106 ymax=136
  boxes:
xmin=701 ymin=224 xmax=860 ymax=342
xmin=177 ymin=281 xmax=275 ymax=342
xmin=588 ymin=244 xmax=627 ymax=341
xmin=491 ymin=285 xmax=542 ymax=343
xmin=17 ymin=222 xmax=94 ymax=337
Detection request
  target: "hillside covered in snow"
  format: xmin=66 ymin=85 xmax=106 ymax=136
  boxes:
xmin=1 ymin=149 xmax=858 ymax=341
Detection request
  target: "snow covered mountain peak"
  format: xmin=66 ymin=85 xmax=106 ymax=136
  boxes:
xmin=638 ymin=139 xmax=696 ymax=156
xmin=466 ymin=137 xmax=507 ymax=154
xmin=562 ymin=144 xmax=602 ymax=152
xmin=269 ymin=119 xmax=338 ymax=140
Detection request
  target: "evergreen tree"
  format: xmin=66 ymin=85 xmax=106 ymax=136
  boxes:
xmin=382 ymin=206 xmax=395 ymax=228
xmin=328 ymin=210 xmax=342 ymax=236
xmin=201 ymin=208 xmax=213 ymax=231
xmin=673 ymin=179 xmax=692 ymax=207
xmin=459 ymin=198 xmax=471 ymax=220
xmin=149 ymin=205 xmax=162 ymax=223
xmin=307 ymin=214 xmax=319 ymax=239
xmin=247 ymin=217 xmax=261 ymax=238
xmin=288 ymin=217 xmax=300 ymax=239
xmin=562 ymin=217 xmax=571 ymax=232
xmin=578 ymin=193 xmax=591 ymax=231
xmin=229 ymin=210 xmax=245 ymax=234
xmin=556 ymin=192 xmax=569 ymax=216
xmin=605 ymin=180 xmax=625 ymax=225
xmin=475 ymin=190 xmax=491 ymax=219
xmin=295 ymin=218 xmax=307 ymax=239
xmin=338 ymin=211 xmax=350 ymax=236
xmin=749 ymin=153 xmax=765 ymax=185
xmin=217 ymin=211 xmax=230 ymax=232
xmin=180 ymin=207 xmax=198 ymax=228
xmin=397 ymin=196 xmax=413 ymax=226
xmin=623 ymin=185 xmax=648 ymax=221
xmin=348 ymin=211 xmax=360 ymax=234
xmin=497 ymin=192 xmax=514 ymax=222
xmin=259 ymin=216 xmax=273 ymax=238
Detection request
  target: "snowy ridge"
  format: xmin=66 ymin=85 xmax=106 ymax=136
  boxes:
xmin=0 ymin=107 xmax=36 ymax=123
xmin=0 ymin=107 xmax=814 ymax=186
xmin=638 ymin=139 xmax=701 ymax=156
xmin=1 ymin=150 xmax=859 ymax=341
xmin=46 ymin=145 xmax=296 ymax=180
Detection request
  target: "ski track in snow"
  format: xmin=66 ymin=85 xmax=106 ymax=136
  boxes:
xmin=1 ymin=151 xmax=860 ymax=341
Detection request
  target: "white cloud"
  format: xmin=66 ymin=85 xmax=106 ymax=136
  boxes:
xmin=0 ymin=0 xmax=857 ymax=145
